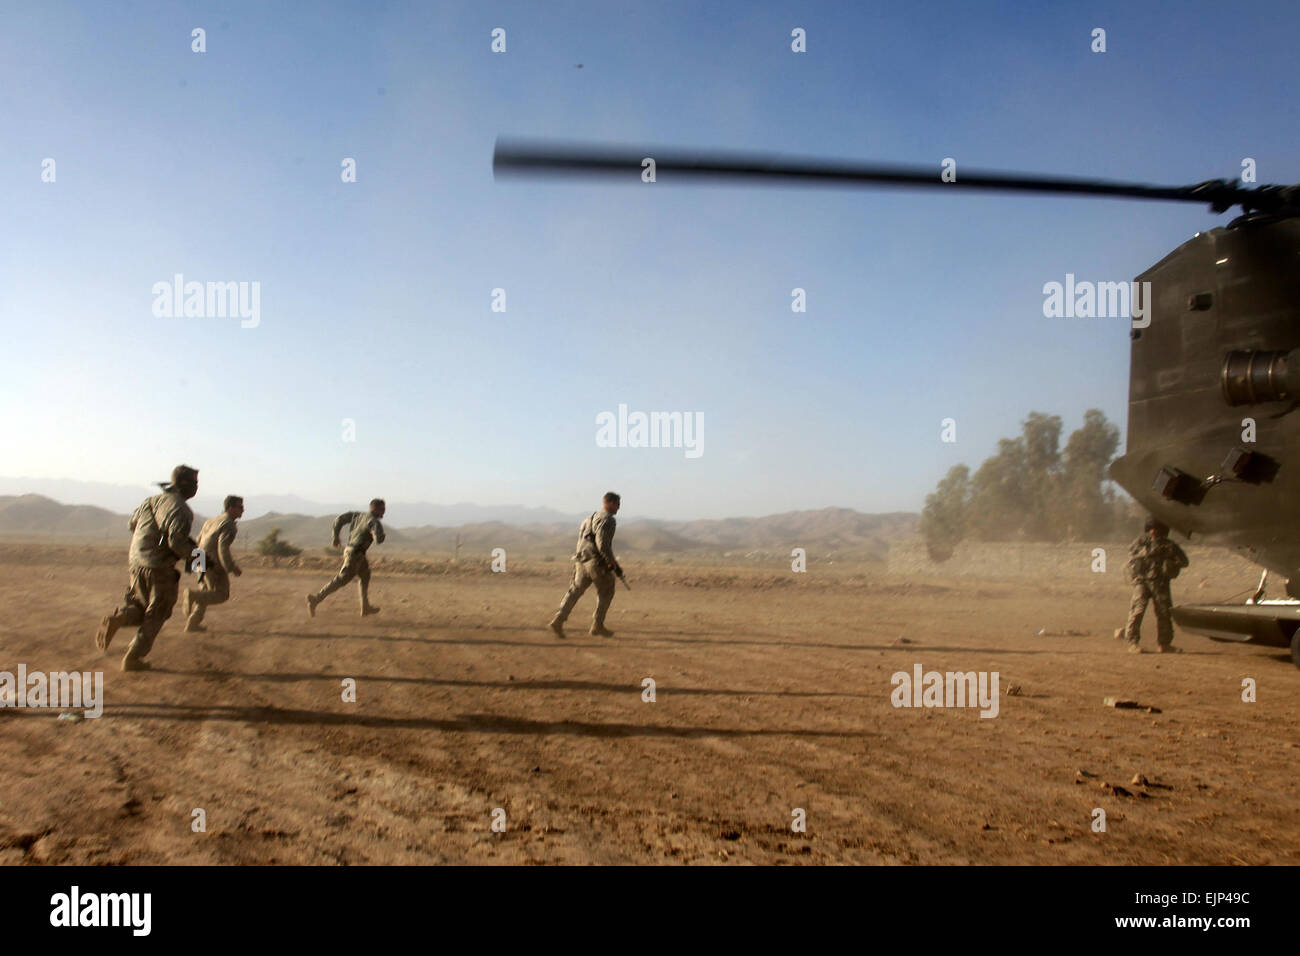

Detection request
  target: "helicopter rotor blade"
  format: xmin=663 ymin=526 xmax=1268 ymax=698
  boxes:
xmin=493 ymin=139 xmax=1292 ymax=215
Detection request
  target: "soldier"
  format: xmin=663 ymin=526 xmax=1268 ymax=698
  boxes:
xmin=306 ymin=498 xmax=385 ymax=617
xmin=550 ymin=492 xmax=622 ymax=639
xmin=1116 ymin=516 xmax=1189 ymax=654
xmin=182 ymin=495 xmax=244 ymax=632
xmin=94 ymin=465 xmax=201 ymax=671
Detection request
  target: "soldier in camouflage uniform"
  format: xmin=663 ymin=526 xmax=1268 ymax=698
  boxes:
xmin=1117 ymin=516 xmax=1189 ymax=654
xmin=550 ymin=492 xmax=622 ymax=639
xmin=182 ymin=495 xmax=244 ymax=632
xmin=94 ymin=465 xmax=202 ymax=671
xmin=306 ymin=498 xmax=385 ymax=617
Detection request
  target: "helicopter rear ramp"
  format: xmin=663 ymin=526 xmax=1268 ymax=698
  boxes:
xmin=1173 ymin=600 xmax=1300 ymax=647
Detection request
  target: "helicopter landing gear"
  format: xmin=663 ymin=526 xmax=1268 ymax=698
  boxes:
xmin=1291 ymin=628 xmax=1300 ymax=670
xmin=1249 ymin=569 xmax=1268 ymax=604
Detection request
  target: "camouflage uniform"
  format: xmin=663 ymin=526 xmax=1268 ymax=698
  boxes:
xmin=312 ymin=511 xmax=385 ymax=611
xmin=105 ymin=488 xmax=198 ymax=664
xmin=185 ymin=512 xmax=239 ymax=628
xmin=1123 ymin=533 xmax=1189 ymax=648
xmin=553 ymin=509 xmax=619 ymax=633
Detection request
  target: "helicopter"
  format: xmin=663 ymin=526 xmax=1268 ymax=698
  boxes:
xmin=493 ymin=140 xmax=1300 ymax=668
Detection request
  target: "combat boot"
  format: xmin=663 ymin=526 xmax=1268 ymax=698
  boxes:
xmin=549 ymin=617 xmax=566 ymax=639
xmin=305 ymin=594 xmax=318 ymax=618
xmin=590 ymin=625 xmax=615 ymax=638
xmin=121 ymin=655 xmax=152 ymax=672
xmin=1156 ymin=644 xmax=1182 ymax=654
xmin=361 ymin=604 xmax=381 ymax=617
xmin=185 ymin=620 xmax=207 ymax=633
xmin=1126 ymin=642 xmax=1142 ymax=654
xmin=95 ymin=615 xmax=123 ymax=651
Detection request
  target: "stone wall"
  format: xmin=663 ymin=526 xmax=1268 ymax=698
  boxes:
xmin=887 ymin=539 xmax=1261 ymax=592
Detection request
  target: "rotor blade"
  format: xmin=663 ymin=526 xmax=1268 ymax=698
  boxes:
xmin=493 ymin=138 xmax=1264 ymax=212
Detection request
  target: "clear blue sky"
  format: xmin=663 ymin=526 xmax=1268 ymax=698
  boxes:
xmin=2 ymin=0 xmax=1297 ymax=519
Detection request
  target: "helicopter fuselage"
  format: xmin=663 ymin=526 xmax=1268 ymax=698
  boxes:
xmin=1109 ymin=215 xmax=1300 ymax=587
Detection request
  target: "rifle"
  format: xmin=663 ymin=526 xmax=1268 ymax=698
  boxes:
xmin=583 ymin=517 xmax=630 ymax=590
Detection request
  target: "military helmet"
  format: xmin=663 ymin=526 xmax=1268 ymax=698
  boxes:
xmin=1144 ymin=516 xmax=1169 ymax=535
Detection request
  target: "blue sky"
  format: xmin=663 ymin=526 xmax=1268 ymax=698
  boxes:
xmin=3 ymin=0 xmax=1297 ymax=520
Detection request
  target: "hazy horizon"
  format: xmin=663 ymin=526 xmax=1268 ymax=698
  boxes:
xmin=0 ymin=473 xmax=921 ymax=526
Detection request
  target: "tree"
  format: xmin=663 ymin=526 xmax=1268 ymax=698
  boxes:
xmin=925 ymin=409 xmax=1123 ymax=544
xmin=1061 ymin=409 xmax=1121 ymax=539
xmin=967 ymin=437 xmax=1028 ymax=540
xmin=920 ymin=464 xmax=971 ymax=562
xmin=1019 ymin=412 xmax=1064 ymax=539
xmin=257 ymin=527 xmax=302 ymax=565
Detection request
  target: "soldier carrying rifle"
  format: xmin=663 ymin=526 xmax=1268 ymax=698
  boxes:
xmin=1116 ymin=516 xmax=1189 ymax=654
xmin=550 ymin=491 xmax=627 ymax=639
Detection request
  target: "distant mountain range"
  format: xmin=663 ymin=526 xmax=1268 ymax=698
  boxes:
xmin=0 ymin=493 xmax=918 ymax=559
xmin=0 ymin=477 xmax=579 ymax=527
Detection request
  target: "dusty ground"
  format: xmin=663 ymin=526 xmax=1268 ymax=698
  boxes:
xmin=2 ymin=541 xmax=1298 ymax=865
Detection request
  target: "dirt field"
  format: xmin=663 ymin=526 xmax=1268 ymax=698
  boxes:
xmin=2 ymin=541 xmax=1299 ymax=865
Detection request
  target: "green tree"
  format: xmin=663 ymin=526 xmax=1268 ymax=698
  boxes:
xmin=1061 ymin=409 xmax=1121 ymax=539
xmin=929 ymin=409 xmax=1122 ymax=544
xmin=1020 ymin=412 xmax=1064 ymax=539
xmin=920 ymin=464 xmax=971 ymax=562
xmin=257 ymin=527 xmax=302 ymax=565
xmin=967 ymin=437 xmax=1028 ymax=540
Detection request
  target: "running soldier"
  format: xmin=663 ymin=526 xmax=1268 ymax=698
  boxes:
xmin=550 ymin=492 xmax=622 ymax=639
xmin=1116 ymin=516 xmax=1189 ymax=654
xmin=306 ymin=499 xmax=385 ymax=617
xmin=182 ymin=495 xmax=244 ymax=632
xmin=94 ymin=465 xmax=201 ymax=671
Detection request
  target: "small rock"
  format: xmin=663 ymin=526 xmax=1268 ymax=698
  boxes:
xmin=1005 ymin=685 xmax=1023 ymax=697
xmin=1100 ymin=783 xmax=1133 ymax=797
xmin=57 ymin=712 xmax=84 ymax=723
xmin=1131 ymin=773 xmax=1149 ymax=786
xmin=1104 ymin=697 xmax=1140 ymax=708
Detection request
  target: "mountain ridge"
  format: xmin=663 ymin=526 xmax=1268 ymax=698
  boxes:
xmin=0 ymin=494 xmax=917 ymax=559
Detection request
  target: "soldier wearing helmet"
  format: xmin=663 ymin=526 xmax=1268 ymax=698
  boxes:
xmin=1116 ymin=516 xmax=1189 ymax=654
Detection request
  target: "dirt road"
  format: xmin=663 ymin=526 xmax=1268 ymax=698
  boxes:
xmin=2 ymin=543 xmax=1297 ymax=864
